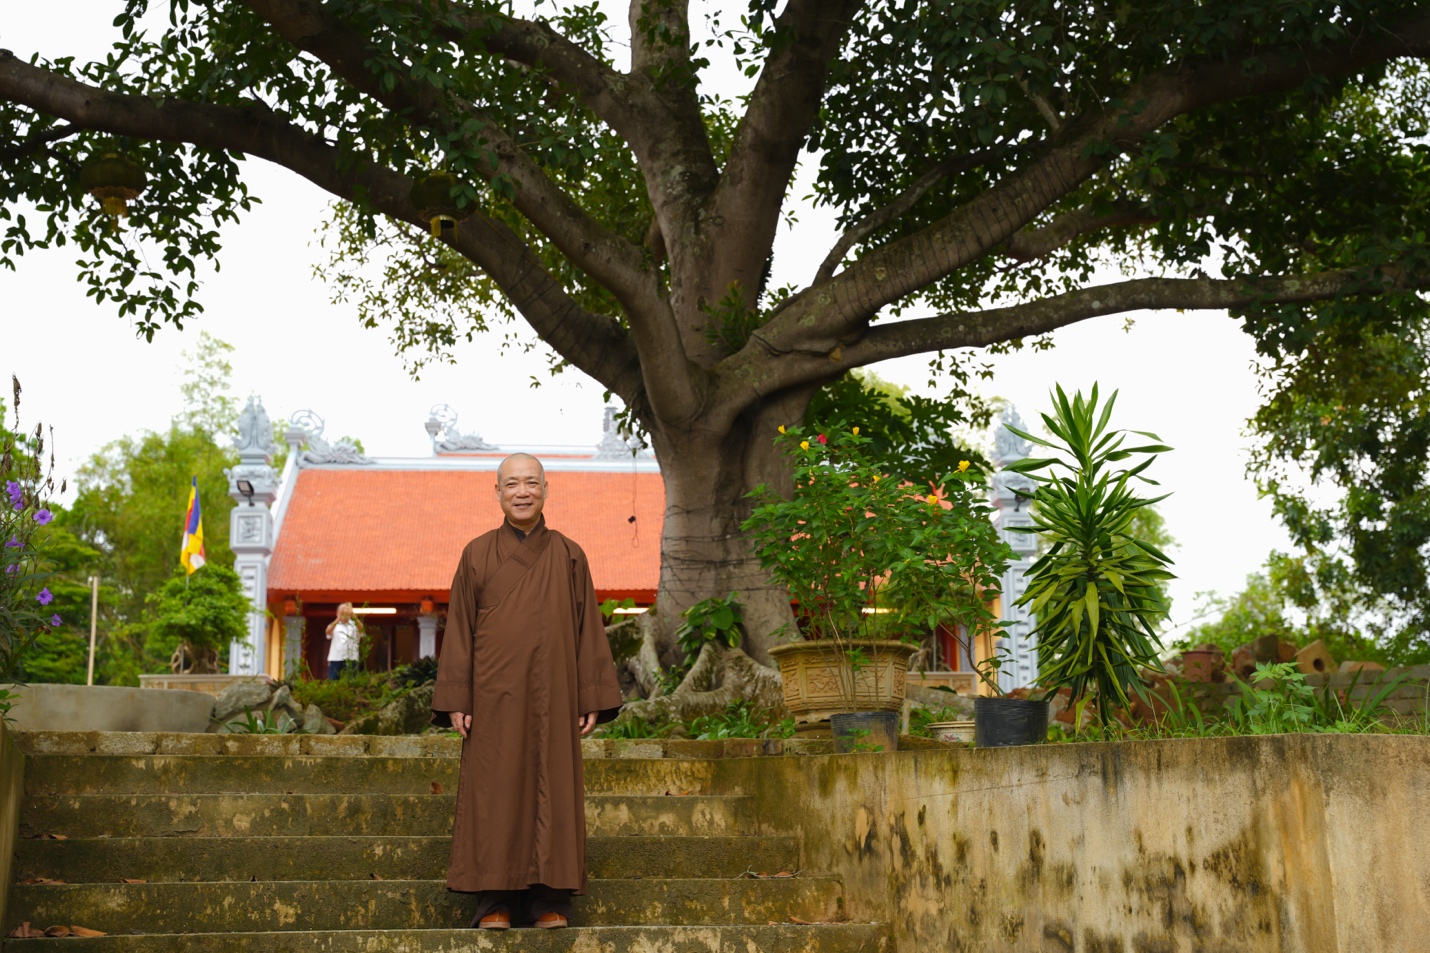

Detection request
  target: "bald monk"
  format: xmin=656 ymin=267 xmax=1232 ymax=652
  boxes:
xmin=432 ymin=453 xmax=624 ymax=929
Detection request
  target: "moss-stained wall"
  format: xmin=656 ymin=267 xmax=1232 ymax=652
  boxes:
xmin=720 ymin=735 xmax=1430 ymax=953
xmin=0 ymin=717 xmax=24 ymax=932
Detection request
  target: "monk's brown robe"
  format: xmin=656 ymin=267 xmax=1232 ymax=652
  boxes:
xmin=431 ymin=517 xmax=624 ymax=894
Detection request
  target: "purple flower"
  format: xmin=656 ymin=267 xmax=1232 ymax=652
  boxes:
xmin=50 ymin=614 xmax=61 ymax=626
xmin=33 ymin=508 xmax=52 ymax=526
xmin=4 ymin=537 xmax=19 ymax=549
xmin=5 ymin=480 xmax=20 ymax=510
xmin=36 ymin=587 xmax=53 ymax=605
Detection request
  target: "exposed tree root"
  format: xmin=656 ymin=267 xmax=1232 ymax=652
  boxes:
xmin=614 ymin=641 xmax=787 ymax=727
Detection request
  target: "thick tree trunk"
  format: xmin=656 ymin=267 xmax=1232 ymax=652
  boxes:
xmin=643 ymin=393 xmax=810 ymax=667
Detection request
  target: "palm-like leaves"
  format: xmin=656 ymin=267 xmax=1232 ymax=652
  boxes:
xmin=1007 ymin=385 xmax=1175 ymax=721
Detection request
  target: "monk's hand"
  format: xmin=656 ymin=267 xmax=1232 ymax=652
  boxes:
xmin=451 ymin=712 xmax=472 ymax=739
xmin=578 ymin=712 xmax=599 ymax=737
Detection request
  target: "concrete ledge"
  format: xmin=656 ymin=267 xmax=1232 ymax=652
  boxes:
xmin=2 ymin=684 xmax=214 ymax=733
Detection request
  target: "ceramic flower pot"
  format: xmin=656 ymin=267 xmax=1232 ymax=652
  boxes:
xmin=768 ymin=639 xmax=920 ymax=724
xmin=1180 ymin=649 xmax=1222 ymax=683
xmin=926 ymin=720 xmax=976 ymax=744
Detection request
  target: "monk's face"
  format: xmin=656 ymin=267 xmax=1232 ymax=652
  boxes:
xmin=496 ymin=455 xmax=547 ymax=531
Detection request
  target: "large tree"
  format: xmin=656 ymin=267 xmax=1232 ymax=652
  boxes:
xmin=3 ymin=0 xmax=1428 ymax=669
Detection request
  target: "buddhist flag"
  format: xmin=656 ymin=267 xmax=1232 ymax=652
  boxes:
xmin=180 ymin=477 xmax=206 ymax=575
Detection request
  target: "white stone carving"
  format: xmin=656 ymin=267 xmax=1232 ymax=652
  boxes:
xmin=418 ymin=614 xmax=438 ymax=660
xmin=424 ymin=404 xmax=498 ymax=454
xmin=227 ymin=396 xmax=279 ymax=675
xmin=289 ymin=409 xmax=371 ymax=465
xmin=594 ymin=405 xmax=648 ymax=460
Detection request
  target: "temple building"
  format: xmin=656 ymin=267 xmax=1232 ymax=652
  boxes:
xmin=223 ymin=399 xmax=1038 ymax=691
xmin=225 ymin=401 xmax=661 ymax=679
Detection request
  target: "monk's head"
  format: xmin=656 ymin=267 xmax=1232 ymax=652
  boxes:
xmin=495 ymin=453 xmax=548 ymax=532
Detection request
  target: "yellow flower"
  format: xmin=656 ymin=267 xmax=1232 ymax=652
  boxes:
xmin=851 ymin=426 xmax=860 ymax=436
xmin=926 ymin=494 xmax=939 ymax=504
xmin=778 ymin=425 xmax=786 ymax=434
xmin=957 ymin=460 xmax=970 ymax=472
xmin=800 ymin=440 xmax=810 ymax=450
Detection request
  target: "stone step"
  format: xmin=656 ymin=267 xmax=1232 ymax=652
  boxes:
xmin=20 ymin=793 xmax=751 ymax=839
xmin=0 ymin=924 xmax=889 ymax=952
xmin=5 ymin=877 xmax=840 ymax=933
xmin=14 ymin=835 xmax=800 ymax=884
xmin=23 ymin=756 xmax=723 ymax=798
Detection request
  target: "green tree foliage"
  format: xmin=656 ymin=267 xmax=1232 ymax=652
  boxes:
xmin=147 ymin=564 xmax=249 ymax=661
xmin=807 ymin=370 xmax=989 ymax=489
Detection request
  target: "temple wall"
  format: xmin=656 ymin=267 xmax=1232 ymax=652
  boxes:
xmin=724 ymin=735 xmax=1430 ymax=953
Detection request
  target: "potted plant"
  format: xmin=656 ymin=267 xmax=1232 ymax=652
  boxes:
xmin=1004 ymin=384 xmax=1175 ymax=729
xmin=970 ymin=646 xmax=1052 ymax=747
xmin=148 ymin=565 xmax=251 ymax=675
xmin=743 ymin=423 xmax=1012 ymax=752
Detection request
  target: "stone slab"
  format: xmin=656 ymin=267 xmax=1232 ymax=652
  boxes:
xmin=1 ymin=686 xmax=214 ymax=734
xmin=14 ymin=835 xmax=800 ymax=883
xmin=4 ymin=877 xmax=842 ymax=933
xmin=0 ymin=924 xmax=888 ymax=953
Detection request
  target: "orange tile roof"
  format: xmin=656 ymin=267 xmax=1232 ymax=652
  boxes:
xmin=267 ymin=468 xmax=665 ymax=601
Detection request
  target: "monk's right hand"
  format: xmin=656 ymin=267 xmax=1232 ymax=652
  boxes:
xmin=451 ymin=712 xmax=473 ymax=739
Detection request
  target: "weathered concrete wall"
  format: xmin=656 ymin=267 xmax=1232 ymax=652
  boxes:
xmin=0 ymin=716 xmax=25 ymax=933
xmin=1 ymin=683 xmax=214 ymax=733
xmin=723 ymin=735 xmax=1430 ymax=953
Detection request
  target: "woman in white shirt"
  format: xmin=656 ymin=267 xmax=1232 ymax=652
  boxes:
xmin=325 ymin=602 xmax=363 ymax=679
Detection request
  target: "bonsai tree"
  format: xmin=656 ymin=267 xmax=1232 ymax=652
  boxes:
xmin=1006 ymin=385 xmax=1176 ymax=722
xmin=743 ymin=424 xmax=1012 ymax=692
xmin=148 ymin=565 xmax=250 ymax=675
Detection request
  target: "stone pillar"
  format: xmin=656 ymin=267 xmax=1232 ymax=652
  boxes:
xmin=991 ymin=407 xmax=1041 ymax=692
xmin=283 ymin=611 xmax=305 ymax=679
xmin=417 ymin=614 xmax=438 ymax=660
xmin=226 ymin=397 xmax=279 ymax=677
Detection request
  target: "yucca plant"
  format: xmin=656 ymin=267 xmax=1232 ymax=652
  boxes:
xmin=1006 ymin=385 xmax=1175 ymax=723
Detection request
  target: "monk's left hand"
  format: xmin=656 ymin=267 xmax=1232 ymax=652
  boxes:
xmin=578 ymin=712 xmax=599 ymax=737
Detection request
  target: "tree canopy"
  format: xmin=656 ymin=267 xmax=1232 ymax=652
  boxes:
xmin=3 ymin=0 xmax=1428 ymax=654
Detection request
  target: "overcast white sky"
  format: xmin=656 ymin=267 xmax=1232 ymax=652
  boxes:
xmin=0 ymin=4 xmax=1288 ymax=635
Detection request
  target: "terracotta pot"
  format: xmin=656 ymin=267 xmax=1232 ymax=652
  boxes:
xmin=1180 ymin=649 xmax=1221 ymax=683
xmin=768 ymin=639 xmax=920 ymax=724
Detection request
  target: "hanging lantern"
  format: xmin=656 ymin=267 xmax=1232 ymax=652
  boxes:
xmin=79 ymin=152 xmax=147 ymax=220
xmin=409 ymin=171 xmax=472 ymax=239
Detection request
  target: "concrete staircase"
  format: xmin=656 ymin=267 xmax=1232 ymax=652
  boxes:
xmin=3 ymin=733 xmax=888 ymax=951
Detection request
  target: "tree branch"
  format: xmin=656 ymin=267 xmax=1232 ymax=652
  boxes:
xmin=751 ymin=10 xmax=1430 ymax=358
xmin=700 ymin=0 xmax=863 ymax=313
xmin=735 ymin=268 xmax=1425 ymax=403
xmin=1003 ymin=202 xmax=1159 ymax=263
xmin=814 ymin=149 xmax=999 ymax=285
xmin=239 ymin=1 xmax=654 ymax=312
xmin=0 ymin=122 xmax=81 ymax=160
xmin=0 ymin=50 xmax=645 ymax=403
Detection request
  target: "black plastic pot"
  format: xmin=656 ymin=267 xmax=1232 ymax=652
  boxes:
xmin=830 ymin=711 xmax=900 ymax=753
xmin=974 ymin=696 xmax=1050 ymax=747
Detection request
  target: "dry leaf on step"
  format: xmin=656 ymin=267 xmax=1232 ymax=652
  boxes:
xmin=43 ymin=925 xmax=72 ymax=937
xmin=431 ymin=782 xmax=444 ymax=795
xmin=71 ymin=926 xmax=108 ymax=937
xmin=789 ymin=917 xmax=813 ymax=925
xmin=121 ymin=878 xmax=147 ymax=884
xmin=20 ymin=876 xmax=65 ymax=885
xmin=6 ymin=923 xmax=43 ymax=938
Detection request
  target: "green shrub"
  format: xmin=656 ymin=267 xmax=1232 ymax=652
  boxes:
xmin=146 ymin=564 xmax=248 ymax=661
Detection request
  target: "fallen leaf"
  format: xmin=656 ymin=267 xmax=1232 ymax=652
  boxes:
xmin=6 ymin=923 xmax=43 ymax=938
xmin=121 ymin=878 xmax=148 ymax=884
xmin=789 ymin=917 xmax=812 ymax=925
xmin=20 ymin=877 xmax=66 ymax=885
xmin=772 ymin=871 xmax=794 ymax=878
xmin=44 ymin=925 xmax=72 ymax=937
xmin=430 ymin=781 xmax=444 ymax=796
xmin=70 ymin=926 xmax=108 ymax=937
xmin=41 ymin=833 xmax=67 ymax=840
xmin=370 ymin=873 xmax=384 ymax=881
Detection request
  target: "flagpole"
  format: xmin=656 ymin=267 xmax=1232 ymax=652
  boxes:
xmin=86 ymin=574 xmax=100 ymax=686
